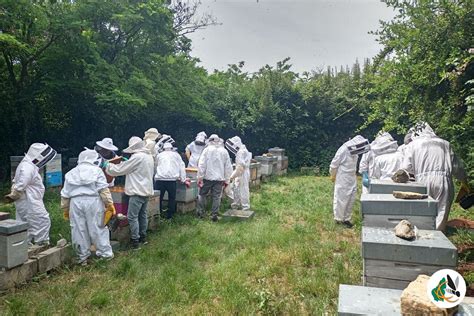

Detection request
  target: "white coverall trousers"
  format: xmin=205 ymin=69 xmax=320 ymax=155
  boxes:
xmin=15 ymin=196 xmax=51 ymax=244
xmin=69 ymin=196 xmax=113 ymax=262
xmin=417 ymin=171 xmax=454 ymax=231
xmin=231 ymin=168 xmax=250 ymax=211
xmin=333 ymin=172 xmax=357 ymax=222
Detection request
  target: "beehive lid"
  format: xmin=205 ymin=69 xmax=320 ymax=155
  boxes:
xmin=338 ymin=284 xmax=401 ymax=316
xmin=369 ymin=179 xmax=427 ymax=194
xmin=362 ymin=227 xmax=457 ymax=266
xmin=361 ymin=193 xmax=437 ymax=216
xmin=0 ymin=219 xmax=28 ymax=235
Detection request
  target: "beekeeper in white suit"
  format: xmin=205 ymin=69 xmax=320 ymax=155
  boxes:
xmin=330 ymin=135 xmax=369 ymax=228
xmin=61 ymin=149 xmax=114 ymax=264
xmin=5 ymin=143 xmax=56 ymax=245
xmin=402 ymin=122 xmax=467 ymax=231
xmin=197 ymin=134 xmax=233 ymax=222
xmin=359 ymin=131 xmax=394 ymax=193
xmin=225 ymin=136 xmax=252 ymax=211
xmin=186 ymin=131 xmax=207 ymax=168
xmin=371 ymin=133 xmax=402 ymax=180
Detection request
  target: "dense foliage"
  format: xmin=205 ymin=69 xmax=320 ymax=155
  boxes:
xmin=0 ymin=0 xmax=472 ymax=182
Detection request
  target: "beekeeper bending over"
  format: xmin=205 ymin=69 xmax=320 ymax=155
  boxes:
xmin=402 ymin=122 xmax=467 ymax=231
xmin=61 ymin=149 xmax=115 ymax=265
xmin=225 ymin=136 xmax=252 ymax=211
xmin=5 ymin=143 xmax=56 ymax=245
xmin=330 ymin=135 xmax=370 ymax=228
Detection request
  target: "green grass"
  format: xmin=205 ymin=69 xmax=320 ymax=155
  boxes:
xmin=0 ymin=175 xmax=472 ymax=314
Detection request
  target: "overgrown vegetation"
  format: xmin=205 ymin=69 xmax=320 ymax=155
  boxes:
xmin=1 ymin=1 xmax=472 ymax=182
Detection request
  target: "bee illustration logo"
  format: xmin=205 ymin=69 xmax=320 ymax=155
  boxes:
xmin=428 ymin=269 xmax=466 ymax=309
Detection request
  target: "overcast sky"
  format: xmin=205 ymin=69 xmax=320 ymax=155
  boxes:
xmin=187 ymin=0 xmax=395 ymax=73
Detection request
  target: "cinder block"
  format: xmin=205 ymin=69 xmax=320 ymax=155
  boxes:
xmin=27 ymin=244 xmax=49 ymax=258
xmin=222 ymin=209 xmax=254 ymax=221
xmin=0 ymin=212 xmax=10 ymax=221
xmin=36 ymin=245 xmax=71 ymax=273
xmin=362 ymin=227 xmax=457 ymax=266
xmin=360 ymin=193 xmax=437 ymax=216
xmin=368 ymin=179 xmax=427 ymax=194
xmin=338 ymin=284 xmax=402 ymax=315
xmin=0 ymin=259 xmax=38 ymax=291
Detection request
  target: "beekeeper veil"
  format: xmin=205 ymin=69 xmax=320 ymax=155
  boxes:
xmin=25 ymin=143 xmax=57 ymax=169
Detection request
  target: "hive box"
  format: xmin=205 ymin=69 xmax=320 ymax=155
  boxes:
xmin=185 ymin=167 xmax=198 ymax=180
xmin=369 ymin=179 xmax=427 ymax=194
xmin=45 ymin=154 xmax=62 ymax=187
xmin=110 ymin=188 xmax=129 ymax=226
xmin=338 ymin=285 xmax=474 ymax=316
xmin=338 ymin=284 xmax=401 ymax=316
xmin=0 ymin=220 xmax=29 ymax=269
xmin=249 ymin=162 xmax=260 ymax=182
xmin=360 ymin=193 xmax=437 ymax=229
xmin=362 ymin=227 xmax=457 ymax=290
xmin=162 ymin=180 xmax=198 ymax=203
xmin=255 ymin=156 xmax=278 ymax=176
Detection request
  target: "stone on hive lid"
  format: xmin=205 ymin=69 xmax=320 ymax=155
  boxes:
xmin=362 ymin=227 xmax=457 ymax=266
xmin=400 ymin=275 xmax=456 ymax=316
xmin=395 ymin=220 xmax=416 ymax=241
xmin=0 ymin=220 xmax=28 ymax=235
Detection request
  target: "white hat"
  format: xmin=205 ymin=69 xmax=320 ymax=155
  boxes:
xmin=144 ymin=128 xmax=161 ymax=141
xmin=96 ymin=137 xmax=118 ymax=151
xmin=123 ymin=136 xmax=146 ymax=154
xmin=78 ymin=149 xmax=102 ymax=166
xmin=163 ymin=142 xmax=173 ymax=150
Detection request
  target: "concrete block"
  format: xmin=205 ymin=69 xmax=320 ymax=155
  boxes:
xmin=36 ymin=245 xmax=71 ymax=273
xmin=0 ymin=230 xmax=28 ymax=269
xmin=0 ymin=259 xmax=38 ymax=291
xmin=369 ymin=179 xmax=427 ymax=194
xmin=360 ymin=193 xmax=437 ymax=216
xmin=362 ymin=227 xmax=457 ymax=266
xmin=222 ymin=209 xmax=255 ymax=221
xmin=363 ymin=214 xmax=435 ymax=230
xmin=338 ymin=284 xmax=402 ymax=315
xmin=0 ymin=219 xmax=28 ymax=235
xmin=177 ymin=200 xmax=197 ymax=214
xmin=0 ymin=212 xmax=10 ymax=221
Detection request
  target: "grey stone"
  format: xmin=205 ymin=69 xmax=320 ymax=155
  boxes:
xmin=56 ymin=238 xmax=67 ymax=248
xmin=0 ymin=258 xmax=38 ymax=290
xmin=0 ymin=230 xmax=28 ymax=269
xmin=360 ymin=193 xmax=437 ymax=216
xmin=0 ymin=212 xmax=10 ymax=221
xmin=369 ymin=179 xmax=427 ymax=194
xmin=222 ymin=209 xmax=254 ymax=221
xmin=362 ymin=227 xmax=457 ymax=266
xmin=394 ymin=220 xmax=416 ymax=240
xmin=0 ymin=219 xmax=28 ymax=235
xmin=363 ymin=214 xmax=435 ymax=230
xmin=338 ymin=284 xmax=402 ymax=315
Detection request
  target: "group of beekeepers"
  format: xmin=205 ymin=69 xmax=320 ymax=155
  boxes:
xmin=4 ymin=128 xmax=252 ymax=265
xmin=329 ymin=122 xmax=469 ymax=231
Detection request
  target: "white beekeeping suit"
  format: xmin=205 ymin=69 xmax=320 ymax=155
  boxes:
xmin=226 ymin=136 xmax=252 ymax=211
xmin=186 ymin=131 xmax=207 ymax=168
xmin=358 ymin=132 xmax=394 ymax=193
xmin=61 ymin=149 xmax=114 ymax=264
xmin=330 ymin=135 xmax=369 ymax=227
xmin=371 ymin=135 xmax=401 ymax=180
xmin=6 ymin=143 xmax=56 ymax=245
xmin=402 ymin=122 xmax=467 ymax=231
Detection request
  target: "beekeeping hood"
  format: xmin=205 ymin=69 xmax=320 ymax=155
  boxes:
xmin=25 ymin=143 xmax=57 ymax=169
xmin=345 ymin=135 xmax=370 ymax=155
